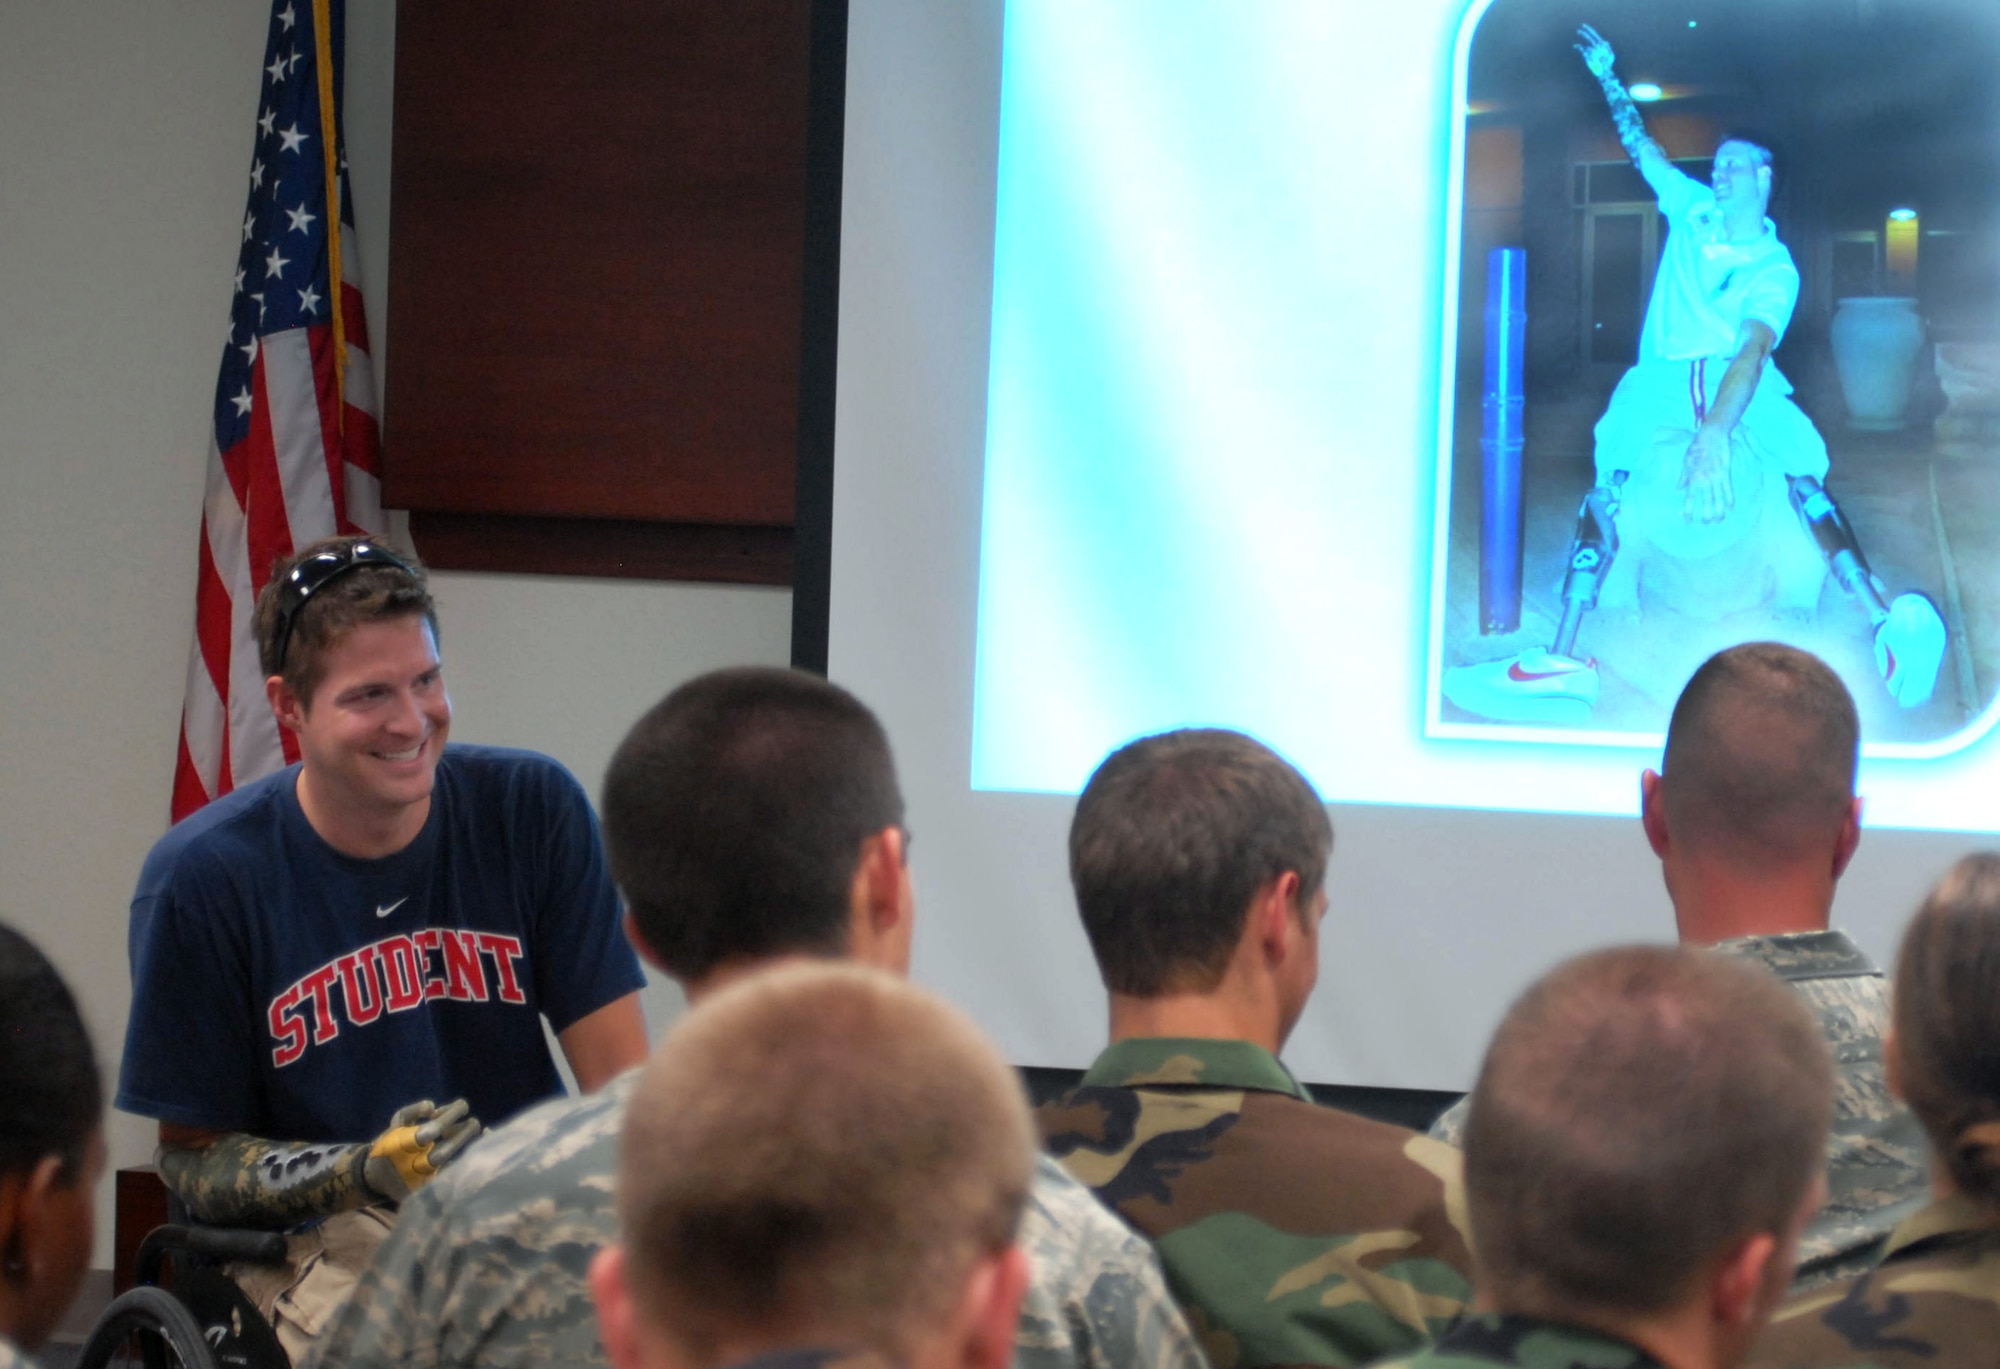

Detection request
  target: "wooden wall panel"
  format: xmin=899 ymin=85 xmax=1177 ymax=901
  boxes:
xmin=384 ymin=1 xmax=813 ymax=552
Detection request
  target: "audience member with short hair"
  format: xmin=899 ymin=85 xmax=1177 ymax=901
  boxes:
xmin=1433 ymin=642 xmax=1928 ymax=1286
xmin=307 ymin=667 xmax=1208 ymax=1369
xmin=0 ymin=924 xmax=106 ymax=1365
xmin=592 ymin=963 xmax=1034 ymax=1369
xmin=1381 ymin=945 xmax=1832 ymax=1369
xmin=1752 ymin=852 xmax=2000 ymax=1367
xmin=1039 ymin=728 xmax=1474 ymax=1369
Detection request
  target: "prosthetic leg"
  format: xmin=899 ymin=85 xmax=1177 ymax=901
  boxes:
xmin=1440 ymin=476 xmax=1624 ymax=724
xmin=1788 ymin=476 xmax=1946 ymax=708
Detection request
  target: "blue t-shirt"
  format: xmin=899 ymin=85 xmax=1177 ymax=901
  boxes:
xmin=116 ymin=744 xmax=646 ymax=1142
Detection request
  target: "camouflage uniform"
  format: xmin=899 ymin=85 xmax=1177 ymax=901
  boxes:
xmin=1430 ymin=931 xmax=1929 ymax=1289
xmin=1370 ymin=1313 xmax=1661 ymax=1369
xmin=302 ymin=1068 xmax=1210 ymax=1369
xmin=1039 ymin=1037 xmax=1475 ymax=1369
xmin=1750 ymin=1194 xmax=2000 ymax=1369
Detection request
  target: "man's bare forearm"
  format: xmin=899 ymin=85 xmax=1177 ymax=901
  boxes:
xmin=1703 ymin=345 xmax=1767 ymax=438
xmin=158 ymin=1133 xmax=373 ymax=1228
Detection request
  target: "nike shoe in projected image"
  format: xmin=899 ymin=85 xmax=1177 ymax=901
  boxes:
xmin=1441 ymin=647 xmax=1600 ymax=725
xmin=1876 ymin=593 xmax=1948 ymax=709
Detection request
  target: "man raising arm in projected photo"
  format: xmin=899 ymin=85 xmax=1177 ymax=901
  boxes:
xmin=1442 ymin=26 xmax=1947 ymax=724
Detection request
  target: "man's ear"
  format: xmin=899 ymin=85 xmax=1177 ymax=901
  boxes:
xmin=847 ymin=827 xmax=912 ymax=972
xmin=1253 ymin=872 xmax=1304 ymax=966
xmin=1708 ymin=1229 xmax=1780 ymax=1331
xmin=265 ymin=674 xmax=305 ymax=734
xmin=1831 ymin=796 xmax=1863 ymax=880
xmin=590 ymin=1245 xmax=650 ymax=1369
xmin=1639 ymin=769 xmax=1671 ymax=858
xmin=949 ymin=1245 xmax=1030 ymax=1369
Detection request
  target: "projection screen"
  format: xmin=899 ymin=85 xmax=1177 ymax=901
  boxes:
xmin=826 ymin=0 xmax=2000 ymax=1086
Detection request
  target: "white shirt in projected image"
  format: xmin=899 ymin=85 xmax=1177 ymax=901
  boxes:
xmin=1640 ymin=163 xmax=1800 ymax=365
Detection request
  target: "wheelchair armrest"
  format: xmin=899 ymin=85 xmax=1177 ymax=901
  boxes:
xmin=135 ymin=1224 xmax=291 ymax=1285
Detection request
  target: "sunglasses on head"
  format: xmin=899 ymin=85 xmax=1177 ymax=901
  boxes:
xmin=270 ymin=540 xmax=419 ymax=673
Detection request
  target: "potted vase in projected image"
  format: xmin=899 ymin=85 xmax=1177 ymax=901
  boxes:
xmin=1831 ymin=295 xmax=1926 ymax=431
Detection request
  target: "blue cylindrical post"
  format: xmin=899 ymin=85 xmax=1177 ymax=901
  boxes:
xmin=1480 ymin=247 xmax=1528 ymax=634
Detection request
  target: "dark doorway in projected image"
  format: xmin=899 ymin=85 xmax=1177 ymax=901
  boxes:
xmin=1428 ymin=0 xmax=2000 ymax=753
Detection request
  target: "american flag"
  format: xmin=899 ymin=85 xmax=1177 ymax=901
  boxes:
xmin=173 ymin=0 xmax=384 ymax=822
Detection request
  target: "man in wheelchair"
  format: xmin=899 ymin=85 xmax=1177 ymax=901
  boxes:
xmin=112 ymin=536 xmax=648 ymax=1362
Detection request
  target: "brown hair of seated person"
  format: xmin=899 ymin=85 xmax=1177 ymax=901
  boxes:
xmin=1465 ymin=945 xmax=1831 ymax=1354
xmin=592 ymin=963 xmax=1034 ymax=1369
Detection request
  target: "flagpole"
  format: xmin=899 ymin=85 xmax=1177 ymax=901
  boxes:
xmin=312 ymin=0 xmax=347 ymax=420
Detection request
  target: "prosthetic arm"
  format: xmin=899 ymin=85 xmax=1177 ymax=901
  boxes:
xmin=158 ymin=1098 xmax=483 ymax=1229
xmin=1575 ymin=26 xmax=1669 ymax=177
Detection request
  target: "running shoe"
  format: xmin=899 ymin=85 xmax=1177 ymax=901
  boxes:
xmin=1442 ymin=647 xmax=1599 ymax=724
xmin=1875 ymin=593 xmax=1947 ymax=708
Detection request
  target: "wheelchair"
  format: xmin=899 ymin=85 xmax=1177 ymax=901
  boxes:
xmin=77 ymin=1221 xmax=292 ymax=1369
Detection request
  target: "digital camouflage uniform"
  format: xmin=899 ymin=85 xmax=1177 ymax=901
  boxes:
xmin=1430 ymin=931 xmax=1929 ymax=1289
xmin=1039 ymin=1037 xmax=1475 ymax=1369
xmin=301 ymin=1068 xmax=1210 ymax=1369
xmin=1369 ymin=1313 xmax=1660 ymax=1369
xmin=1750 ymin=1194 xmax=2000 ymax=1369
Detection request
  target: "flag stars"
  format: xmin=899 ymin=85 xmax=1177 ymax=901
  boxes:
xmin=258 ymin=108 xmax=276 ymax=138
xmin=266 ymin=52 xmax=287 ymax=84
xmin=251 ymin=292 xmax=267 ymax=323
xmin=278 ymin=123 xmax=309 ymax=155
xmin=234 ymin=267 xmax=246 ymax=295
xmin=265 ymin=245 xmax=290 ymax=279
xmin=242 ymin=210 xmax=256 ymax=243
xmin=240 ymin=335 xmax=259 ymax=367
xmin=285 ymin=203 xmax=317 ymax=235
xmin=231 ymin=386 xmax=254 ymax=417
xmin=278 ymin=3 xmax=296 ymax=29
xmin=250 ymin=158 xmax=266 ymax=190
xmin=298 ymin=284 xmax=322 ymax=315
xmin=287 ymin=49 xmax=304 ymax=76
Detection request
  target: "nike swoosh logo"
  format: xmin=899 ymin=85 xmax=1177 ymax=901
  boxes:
xmin=375 ymin=898 xmax=408 ymax=919
xmin=1508 ymin=662 xmax=1582 ymax=682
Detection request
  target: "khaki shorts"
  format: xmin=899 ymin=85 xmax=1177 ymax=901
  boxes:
xmin=227 ymin=1205 xmax=394 ymax=1365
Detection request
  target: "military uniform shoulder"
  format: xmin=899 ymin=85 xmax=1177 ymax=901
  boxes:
xmin=1433 ymin=1314 xmax=1662 ymax=1369
xmin=435 ymin=1069 xmax=636 ymax=1200
xmin=1712 ymin=931 xmax=1878 ymax=981
xmin=1755 ymin=1199 xmax=2000 ymax=1369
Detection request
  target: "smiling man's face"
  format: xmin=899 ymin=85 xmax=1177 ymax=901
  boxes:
xmin=278 ymin=613 xmax=452 ymax=841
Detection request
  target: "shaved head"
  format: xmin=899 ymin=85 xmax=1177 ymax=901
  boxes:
xmin=1660 ymin=644 xmax=1858 ymax=866
xmin=615 ymin=964 xmax=1035 ymax=1364
xmin=1465 ymin=945 xmax=1831 ymax=1318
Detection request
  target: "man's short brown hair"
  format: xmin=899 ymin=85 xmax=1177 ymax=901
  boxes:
xmin=1070 ymin=728 xmax=1332 ymax=997
xmin=617 ymin=963 xmax=1035 ymax=1362
xmin=1464 ymin=945 xmax=1831 ymax=1318
xmin=252 ymin=535 xmax=438 ymax=704
xmin=1660 ymin=643 xmax=1858 ymax=865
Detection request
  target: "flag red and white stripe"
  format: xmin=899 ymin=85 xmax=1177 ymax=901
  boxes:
xmin=173 ymin=0 xmax=383 ymax=822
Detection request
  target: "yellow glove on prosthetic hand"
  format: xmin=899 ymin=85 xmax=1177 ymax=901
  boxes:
xmin=362 ymin=1098 xmax=482 ymax=1203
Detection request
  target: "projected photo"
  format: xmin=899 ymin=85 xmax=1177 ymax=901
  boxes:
xmin=1430 ymin=0 xmax=2000 ymax=753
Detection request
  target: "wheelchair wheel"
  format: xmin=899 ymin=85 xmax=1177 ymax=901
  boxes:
xmin=75 ymin=1285 xmax=219 ymax=1369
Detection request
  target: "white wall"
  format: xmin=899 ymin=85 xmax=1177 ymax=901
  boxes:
xmin=0 ymin=0 xmax=790 ymax=1268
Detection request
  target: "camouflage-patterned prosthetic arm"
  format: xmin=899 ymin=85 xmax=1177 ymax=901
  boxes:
xmin=158 ymin=1099 xmax=483 ymax=1228
xmin=1575 ymin=25 xmax=1663 ymax=165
